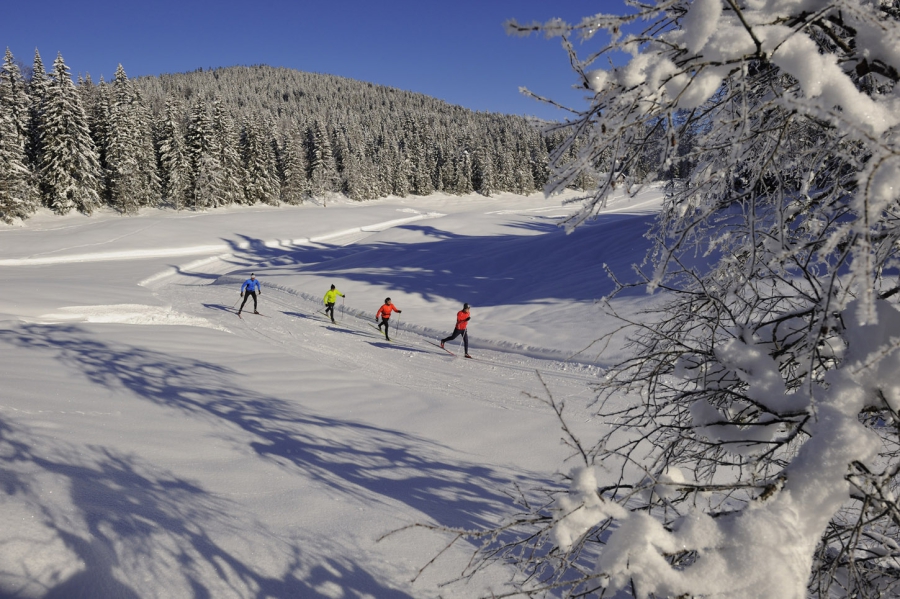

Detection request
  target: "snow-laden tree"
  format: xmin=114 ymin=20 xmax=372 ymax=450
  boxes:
xmin=0 ymin=48 xmax=36 ymax=221
xmin=307 ymin=120 xmax=337 ymax=198
xmin=392 ymin=141 xmax=412 ymax=197
xmin=472 ymin=143 xmax=496 ymax=197
xmin=1 ymin=49 xmax=31 ymax=154
xmin=0 ymin=91 xmax=34 ymax=222
xmin=105 ymin=65 xmax=159 ymax=212
xmin=185 ymin=98 xmax=222 ymax=209
xmin=444 ymin=1 xmax=900 ymax=598
xmin=39 ymin=53 xmax=101 ymax=214
xmin=212 ymin=100 xmax=243 ymax=206
xmin=241 ymin=115 xmax=279 ymax=205
xmin=156 ymin=99 xmax=191 ymax=210
xmin=279 ymin=128 xmax=308 ymax=204
xmin=26 ymin=50 xmax=49 ymax=171
xmin=449 ymin=148 xmax=474 ymax=195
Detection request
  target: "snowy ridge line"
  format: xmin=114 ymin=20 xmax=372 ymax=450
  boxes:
xmin=255 ymin=281 xmax=600 ymax=369
xmin=2 ymin=212 xmax=445 ymax=268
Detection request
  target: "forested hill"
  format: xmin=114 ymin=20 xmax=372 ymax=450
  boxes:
xmin=0 ymin=52 xmax=579 ymax=224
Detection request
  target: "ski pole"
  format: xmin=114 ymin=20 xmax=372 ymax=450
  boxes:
xmin=341 ymin=296 xmax=344 ymax=322
xmin=396 ymin=314 xmax=401 ymax=339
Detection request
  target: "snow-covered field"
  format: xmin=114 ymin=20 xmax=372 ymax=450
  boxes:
xmin=0 ymin=189 xmax=662 ymax=598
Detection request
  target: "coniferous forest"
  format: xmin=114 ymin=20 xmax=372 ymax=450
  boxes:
xmin=0 ymin=49 xmax=580 ymax=224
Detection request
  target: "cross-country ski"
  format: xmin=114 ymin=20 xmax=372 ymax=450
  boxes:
xmin=425 ymin=340 xmax=455 ymax=356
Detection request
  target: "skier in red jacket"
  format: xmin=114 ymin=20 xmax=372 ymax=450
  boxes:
xmin=375 ymin=297 xmax=402 ymax=341
xmin=441 ymin=303 xmax=471 ymax=358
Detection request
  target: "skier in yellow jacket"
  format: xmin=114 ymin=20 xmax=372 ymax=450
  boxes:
xmin=323 ymin=284 xmax=345 ymax=323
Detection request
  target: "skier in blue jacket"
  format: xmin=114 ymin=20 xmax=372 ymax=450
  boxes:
xmin=238 ymin=273 xmax=261 ymax=314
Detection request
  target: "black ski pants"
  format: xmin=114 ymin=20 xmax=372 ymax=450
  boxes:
xmin=240 ymin=291 xmax=258 ymax=312
xmin=378 ymin=317 xmax=391 ymax=339
xmin=325 ymin=302 xmax=336 ymax=320
xmin=442 ymin=328 xmax=468 ymax=353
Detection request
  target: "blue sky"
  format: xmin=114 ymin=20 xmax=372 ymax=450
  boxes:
xmin=1 ymin=0 xmax=627 ymax=121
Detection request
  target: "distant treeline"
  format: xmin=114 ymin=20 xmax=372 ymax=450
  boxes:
xmin=0 ymin=49 xmax=590 ymax=223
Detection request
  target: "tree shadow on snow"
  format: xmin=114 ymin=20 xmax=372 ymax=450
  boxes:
xmin=0 ymin=412 xmax=408 ymax=599
xmin=176 ymin=212 xmax=660 ymax=305
xmin=0 ymin=323 xmax=539 ymax=596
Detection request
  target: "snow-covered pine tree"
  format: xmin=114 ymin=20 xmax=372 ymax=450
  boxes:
xmin=212 ymin=100 xmax=243 ymax=205
xmin=1 ymin=50 xmax=31 ymax=155
xmin=432 ymin=145 xmax=447 ymax=193
xmin=85 ymin=76 xmax=110 ymax=183
xmin=405 ymin=116 xmax=433 ymax=196
xmin=512 ymin=144 xmax=535 ymax=195
xmin=331 ymin=124 xmax=352 ymax=195
xmin=472 ymin=143 xmax=495 ymax=197
xmin=279 ymin=127 xmax=308 ymax=204
xmin=25 ymin=50 xmax=49 ymax=172
xmin=421 ymin=126 xmax=440 ymax=195
xmin=156 ymin=99 xmax=190 ymax=209
xmin=39 ymin=53 xmax=101 ymax=214
xmin=131 ymin=88 xmax=161 ymax=207
xmin=241 ymin=115 xmax=279 ymax=205
xmin=185 ymin=98 xmax=222 ymax=209
xmin=339 ymin=143 xmax=365 ymax=201
xmin=392 ymin=139 xmax=412 ymax=197
xmin=0 ymin=48 xmax=36 ymax=221
xmin=374 ymin=128 xmax=396 ymax=197
xmin=0 ymin=92 xmax=35 ymax=222
xmin=450 ymin=148 xmax=473 ymax=194
xmin=527 ymin=132 xmax=550 ymax=190
xmin=105 ymin=64 xmax=146 ymax=213
xmin=307 ymin=120 xmax=337 ymax=199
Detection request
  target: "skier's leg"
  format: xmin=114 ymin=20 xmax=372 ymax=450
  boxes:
xmin=462 ymin=330 xmax=469 ymax=354
xmin=251 ymin=292 xmax=258 ymax=311
xmin=384 ymin=319 xmax=391 ymax=340
xmin=441 ymin=329 xmax=460 ymax=348
xmin=239 ymin=293 xmax=249 ymax=311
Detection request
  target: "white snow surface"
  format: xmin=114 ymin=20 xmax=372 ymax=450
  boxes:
xmin=0 ymin=190 xmax=661 ymax=598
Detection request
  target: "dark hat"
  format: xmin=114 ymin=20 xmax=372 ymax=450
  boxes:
xmin=463 ymin=303 xmax=470 ymax=310
xmin=385 ymin=297 xmax=391 ymax=303
xmin=331 ymin=284 xmax=336 ymax=289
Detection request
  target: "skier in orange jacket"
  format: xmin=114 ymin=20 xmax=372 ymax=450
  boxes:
xmin=441 ymin=303 xmax=471 ymax=358
xmin=375 ymin=297 xmax=402 ymax=341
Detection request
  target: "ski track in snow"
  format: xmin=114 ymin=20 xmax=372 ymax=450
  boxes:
xmin=187 ymin=285 xmax=598 ymax=414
